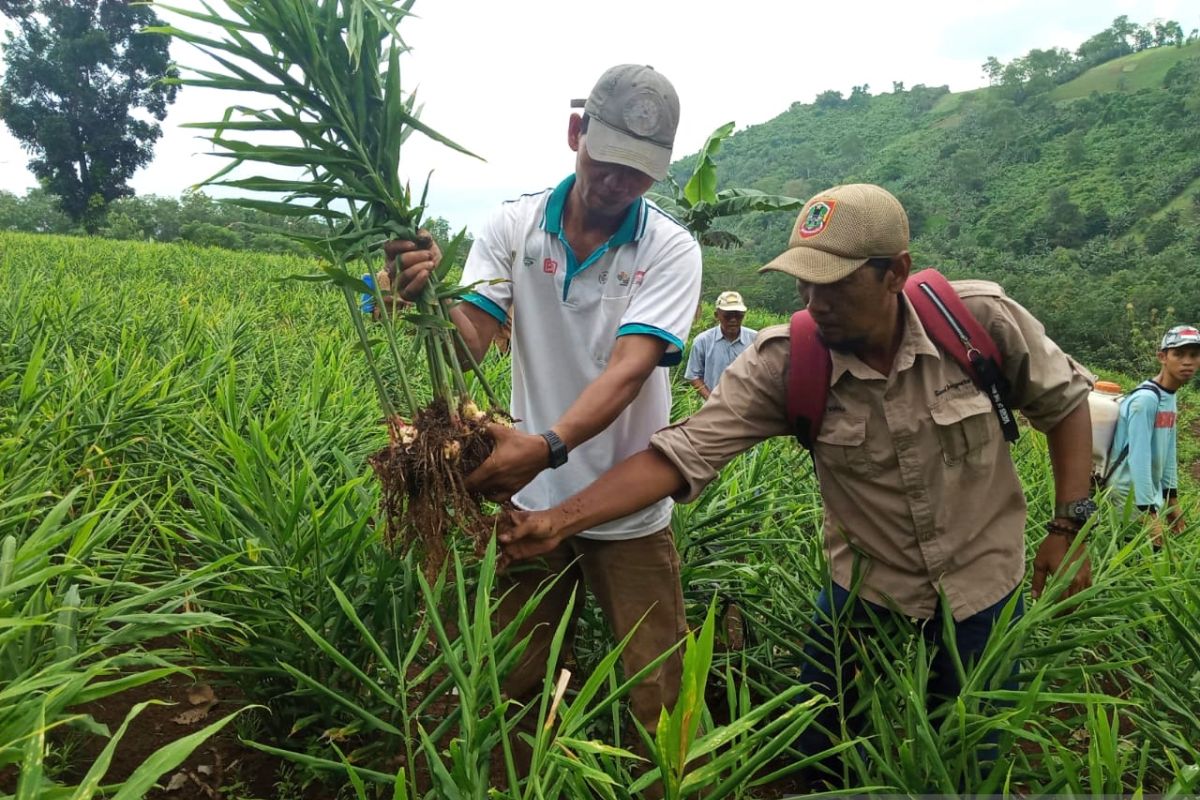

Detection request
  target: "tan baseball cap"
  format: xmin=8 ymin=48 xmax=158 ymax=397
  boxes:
xmin=759 ymin=184 xmax=910 ymax=284
xmin=715 ymin=291 xmax=747 ymax=312
xmin=578 ymin=64 xmax=680 ymax=181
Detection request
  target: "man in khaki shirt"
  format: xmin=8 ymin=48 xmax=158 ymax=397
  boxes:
xmin=499 ymin=184 xmax=1095 ymax=770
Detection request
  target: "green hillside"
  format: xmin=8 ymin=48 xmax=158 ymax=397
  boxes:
xmin=1052 ymin=40 xmax=1200 ymax=99
xmin=676 ymin=25 xmax=1200 ymax=374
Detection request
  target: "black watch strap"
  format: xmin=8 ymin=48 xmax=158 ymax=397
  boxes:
xmin=541 ymin=430 xmax=568 ymax=469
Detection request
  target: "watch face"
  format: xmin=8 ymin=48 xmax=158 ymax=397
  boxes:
xmin=1070 ymin=498 xmax=1098 ymax=521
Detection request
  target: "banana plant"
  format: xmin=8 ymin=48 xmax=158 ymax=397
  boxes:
xmin=648 ymin=122 xmax=804 ymax=249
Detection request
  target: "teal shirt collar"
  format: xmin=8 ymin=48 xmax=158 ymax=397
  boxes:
xmin=541 ymin=174 xmax=645 ymax=247
xmin=541 ymin=174 xmax=647 ymax=299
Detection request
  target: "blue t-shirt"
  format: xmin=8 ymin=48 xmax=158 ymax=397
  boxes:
xmin=1107 ymin=380 xmax=1177 ymax=510
xmin=357 ymin=273 xmax=386 ymax=314
xmin=360 ymin=273 xmax=377 ymax=313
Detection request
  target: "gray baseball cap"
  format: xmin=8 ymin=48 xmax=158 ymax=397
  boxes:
xmin=578 ymin=64 xmax=680 ymax=181
xmin=1161 ymin=325 xmax=1200 ymax=351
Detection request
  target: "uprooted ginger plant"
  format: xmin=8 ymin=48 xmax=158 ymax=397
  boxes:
xmin=158 ymin=0 xmax=507 ymax=570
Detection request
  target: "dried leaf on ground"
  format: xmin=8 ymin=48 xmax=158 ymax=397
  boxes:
xmin=187 ymin=683 xmax=216 ymax=705
xmin=172 ymin=701 xmax=217 ymax=725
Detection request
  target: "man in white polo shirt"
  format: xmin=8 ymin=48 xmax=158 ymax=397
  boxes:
xmin=387 ymin=64 xmax=701 ymax=764
xmin=685 ymin=290 xmax=757 ymax=400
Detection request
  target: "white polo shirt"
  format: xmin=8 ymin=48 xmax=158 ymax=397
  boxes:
xmin=462 ymin=175 xmax=702 ymax=540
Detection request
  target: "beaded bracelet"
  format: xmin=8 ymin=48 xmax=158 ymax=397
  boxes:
xmin=1045 ymin=520 xmax=1082 ymax=539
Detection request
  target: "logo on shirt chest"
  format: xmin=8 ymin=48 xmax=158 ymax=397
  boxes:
xmin=934 ymin=378 xmax=974 ymax=397
xmin=1156 ymin=411 xmax=1176 ymax=428
xmin=543 ymin=258 xmax=558 ymax=274
xmin=523 ymin=256 xmax=535 ymax=268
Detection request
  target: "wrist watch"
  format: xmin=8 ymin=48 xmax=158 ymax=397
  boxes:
xmin=1053 ymin=497 xmax=1097 ymax=526
xmin=540 ymin=430 xmax=569 ymax=469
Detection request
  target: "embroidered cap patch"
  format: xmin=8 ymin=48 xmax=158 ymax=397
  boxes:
xmin=798 ymin=200 xmax=836 ymax=239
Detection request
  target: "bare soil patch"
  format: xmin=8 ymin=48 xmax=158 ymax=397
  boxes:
xmin=61 ymin=670 xmax=287 ymax=800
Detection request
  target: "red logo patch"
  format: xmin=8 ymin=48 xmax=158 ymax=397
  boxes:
xmin=543 ymin=258 xmax=558 ymax=274
xmin=633 ymin=270 xmax=646 ymax=286
xmin=1156 ymin=411 xmax=1177 ymax=428
xmin=798 ymin=199 xmax=837 ymax=239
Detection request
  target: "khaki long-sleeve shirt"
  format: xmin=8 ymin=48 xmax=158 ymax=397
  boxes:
xmin=650 ymin=280 xmax=1090 ymax=621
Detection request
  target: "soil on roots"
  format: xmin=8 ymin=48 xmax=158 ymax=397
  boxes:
xmin=370 ymin=399 xmax=506 ymax=576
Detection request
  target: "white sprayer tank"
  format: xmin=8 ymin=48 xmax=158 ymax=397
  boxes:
xmin=1089 ymin=380 xmax=1124 ymax=477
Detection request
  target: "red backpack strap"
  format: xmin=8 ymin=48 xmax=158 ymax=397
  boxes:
xmin=787 ymin=310 xmax=831 ymax=450
xmin=904 ymin=269 xmax=1003 ymax=371
xmin=904 ymin=269 xmax=1019 ymax=442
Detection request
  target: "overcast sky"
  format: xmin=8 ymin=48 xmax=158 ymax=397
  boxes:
xmin=1 ymin=0 xmax=1196 ymax=233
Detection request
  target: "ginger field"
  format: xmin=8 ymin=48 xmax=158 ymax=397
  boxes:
xmin=2 ymin=231 xmax=1199 ymax=799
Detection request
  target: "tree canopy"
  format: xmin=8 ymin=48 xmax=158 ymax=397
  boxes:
xmin=0 ymin=0 xmax=177 ymax=229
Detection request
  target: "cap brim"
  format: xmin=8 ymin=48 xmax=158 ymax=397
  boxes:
xmin=759 ymin=246 xmax=867 ymax=284
xmin=715 ymin=303 xmax=747 ymax=312
xmin=585 ymin=118 xmax=670 ymax=181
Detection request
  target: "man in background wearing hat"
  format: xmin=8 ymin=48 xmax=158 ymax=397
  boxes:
xmin=1106 ymin=325 xmax=1199 ymax=547
xmin=498 ymin=183 xmax=1096 ymax=777
xmin=388 ymin=64 xmax=701 ymax=766
xmin=685 ymin=291 xmax=757 ymax=401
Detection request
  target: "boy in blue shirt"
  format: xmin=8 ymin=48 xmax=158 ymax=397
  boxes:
xmin=1107 ymin=325 xmax=1200 ymax=546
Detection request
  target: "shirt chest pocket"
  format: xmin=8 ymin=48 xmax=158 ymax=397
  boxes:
xmin=929 ymin=391 xmax=995 ymax=465
xmin=814 ymin=413 xmax=878 ymax=478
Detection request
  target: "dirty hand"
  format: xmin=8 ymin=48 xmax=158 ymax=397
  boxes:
xmin=465 ymin=424 xmax=552 ymax=503
xmin=383 ymin=231 xmax=442 ymax=301
xmin=497 ymin=509 xmax=564 ymax=568
xmin=1031 ymin=530 xmax=1092 ymax=601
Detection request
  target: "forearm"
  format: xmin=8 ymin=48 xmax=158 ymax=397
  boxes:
xmin=550 ymin=449 xmax=687 ymax=538
xmin=1045 ymin=400 xmax=1092 ymax=506
xmin=448 ymin=302 xmax=497 ymax=365
xmin=689 ymin=377 xmax=710 ymax=398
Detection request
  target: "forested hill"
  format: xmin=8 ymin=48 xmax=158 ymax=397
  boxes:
xmin=682 ymin=26 xmax=1200 ymax=374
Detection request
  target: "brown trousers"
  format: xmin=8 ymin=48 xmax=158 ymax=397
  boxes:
xmin=496 ymin=528 xmax=688 ymax=763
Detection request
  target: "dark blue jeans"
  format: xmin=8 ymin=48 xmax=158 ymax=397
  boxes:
xmin=797 ymin=582 xmax=1023 ymax=767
